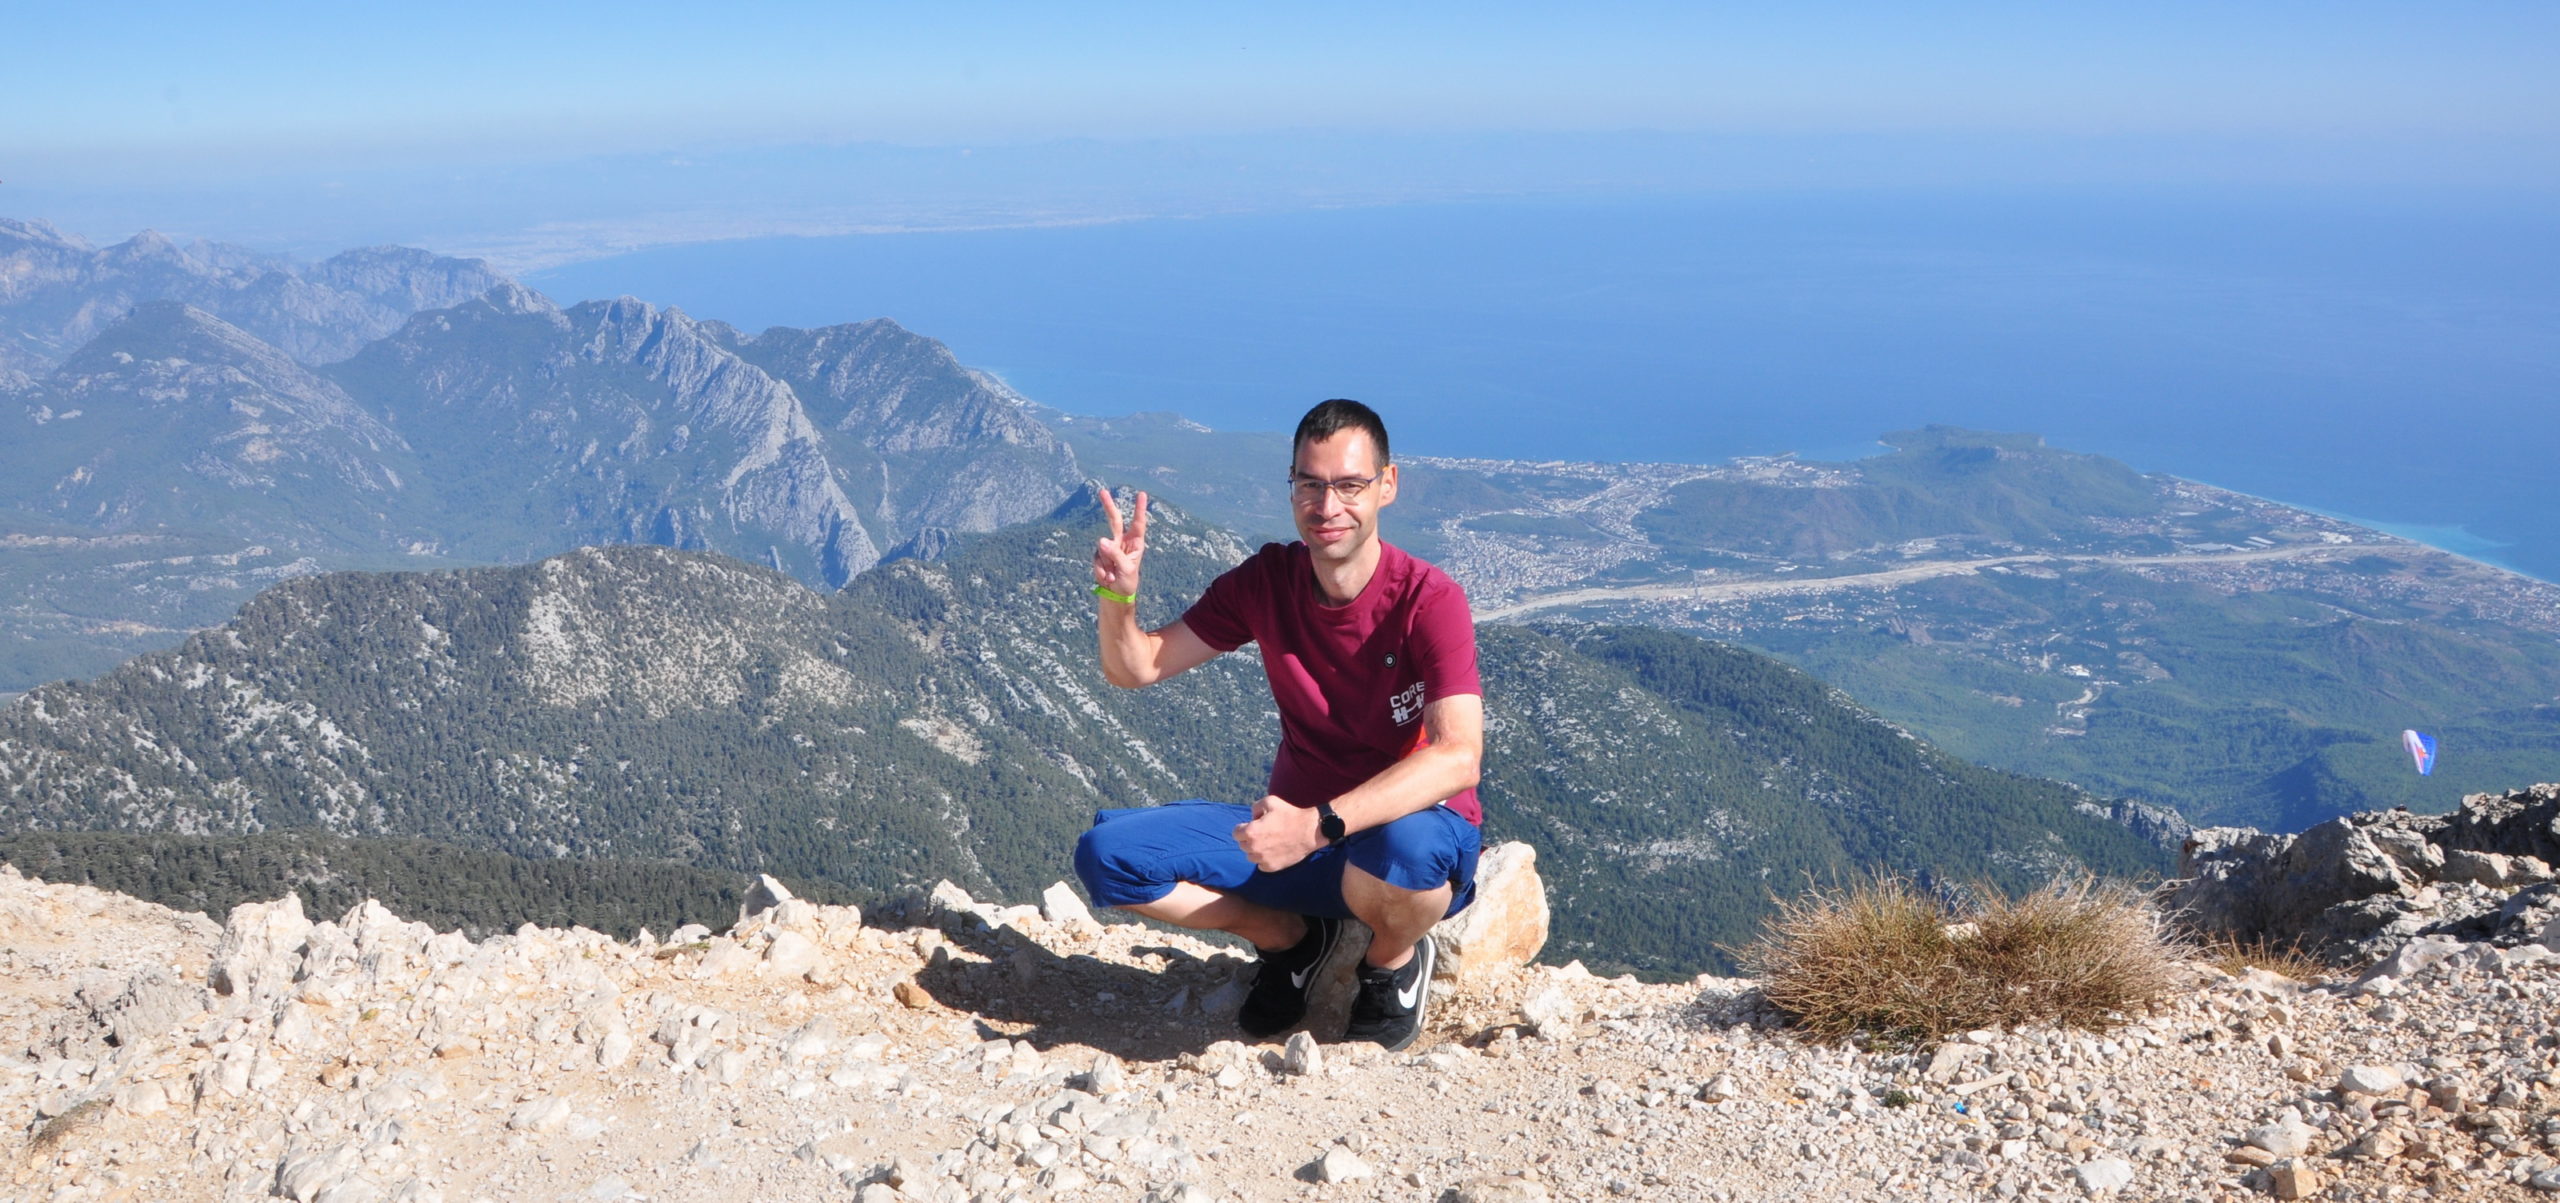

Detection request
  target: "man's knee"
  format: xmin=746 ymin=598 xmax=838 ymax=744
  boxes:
xmin=1352 ymin=812 xmax=1470 ymax=885
xmin=1364 ymin=814 xmax=1442 ymax=865
xmin=1341 ymin=860 xmax=1448 ymax=903
xmin=1342 ymin=809 xmax=1479 ymax=919
xmin=1070 ymin=824 xmax=1131 ymax=906
xmin=1073 ymin=823 xmax=1153 ymax=909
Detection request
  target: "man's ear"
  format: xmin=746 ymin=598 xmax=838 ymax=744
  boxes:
xmin=1377 ymin=462 xmax=1399 ymax=507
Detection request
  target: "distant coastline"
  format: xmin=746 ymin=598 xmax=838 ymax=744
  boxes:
xmin=1788 ymin=451 xmax=2542 ymax=584
xmin=525 ymin=194 xmax=2560 ymax=585
xmin=2279 ymin=503 xmax=2536 ymax=581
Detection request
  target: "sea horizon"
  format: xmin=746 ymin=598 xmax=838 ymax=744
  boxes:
xmin=528 ymin=190 xmax=2560 ymax=583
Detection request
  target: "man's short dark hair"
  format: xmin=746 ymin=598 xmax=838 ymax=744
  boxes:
xmin=1293 ymin=399 xmax=1391 ymax=466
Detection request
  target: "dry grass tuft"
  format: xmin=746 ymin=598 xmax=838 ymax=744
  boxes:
xmin=1737 ymin=875 xmax=1960 ymax=1043
xmin=2201 ymin=934 xmax=2332 ymax=984
xmin=1741 ymin=875 xmax=2189 ymax=1043
xmin=26 ymin=1097 xmax=102 ymax=1157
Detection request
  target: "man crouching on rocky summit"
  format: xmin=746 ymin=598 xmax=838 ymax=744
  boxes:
xmin=1073 ymin=399 xmax=1485 ymax=1052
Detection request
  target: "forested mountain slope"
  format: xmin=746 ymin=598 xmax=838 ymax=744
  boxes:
xmin=0 ymin=828 xmax=767 ymax=941
xmin=0 ymin=503 xmax=2167 ymax=974
xmin=1064 ymin=417 xmax=2560 ymax=832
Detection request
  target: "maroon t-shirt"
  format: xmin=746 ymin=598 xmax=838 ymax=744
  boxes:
xmin=1179 ymin=540 xmax=1483 ymax=824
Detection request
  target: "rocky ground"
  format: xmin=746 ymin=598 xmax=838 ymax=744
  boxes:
xmin=6 ymin=840 xmax=2560 ymax=1202
xmin=2168 ymin=785 xmax=2560 ymax=967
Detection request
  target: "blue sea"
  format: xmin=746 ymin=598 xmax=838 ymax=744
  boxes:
xmin=528 ymin=192 xmax=2560 ymax=581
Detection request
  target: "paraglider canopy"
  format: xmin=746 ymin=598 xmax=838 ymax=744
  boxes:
xmin=2402 ymin=729 xmax=2438 ymax=777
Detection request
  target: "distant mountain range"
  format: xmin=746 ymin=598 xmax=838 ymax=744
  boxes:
xmin=8 ymin=218 xmax=2557 ymax=841
xmin=0 ymin=506 xmax=2171 ymax=977
xmin=0 ymin=221 xmax=1081 ymax=693
xmin=0 ymin=217 xmax=507 ymax=382
xmin=1062 ymin=419 xmax=2560 ymax=831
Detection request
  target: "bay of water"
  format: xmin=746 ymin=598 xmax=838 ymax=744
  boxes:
xmin=528 ymin=192 xmax=2560 ymax=580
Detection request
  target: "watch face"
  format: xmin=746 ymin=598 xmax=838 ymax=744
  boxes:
xmin=1320 ymin=808 xmax=1348 ymax=841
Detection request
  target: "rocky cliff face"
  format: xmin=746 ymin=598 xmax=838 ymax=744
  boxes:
xmin=7 ymin=851 xmax=2558 ymax=1201
xmin=721 ymin=318 xmax=1082 ymax=553
xmin=10 ymin=281 xmax=1088 ymax=594
xmin=332 ymin=287 xmax=880 ymax=584
xmin=2162 ymin=784 xmax=2560 ymax=964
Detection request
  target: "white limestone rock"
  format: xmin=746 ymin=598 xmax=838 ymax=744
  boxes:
xmin=2355 ymin=934 xmax=2465 ymax=989
xmin=2339 ymin=1064 xmax=2404 ymax=1095
xmin=695 ymin=941 xmax=756 ymax=979
xmin=212 ymin=893 xmax=314 ymax=1000
xmin=739 ymin=873 xmax=794 ymax=924
xmin=1281 ymin=1031 xmax=1322 ymax=1077
xmin=1041 ymin=881 xmax=1094 ymax=926
xmin=777 ymin=1017 xmax=837 ymax=1064
xmin=276 ymin=1140 xmax=367 ymax=1202
xmin=2075 ymin=1158 xmax=2135 ymax=1193
xmin=1521 ymin=987 xmax=1579 ymax=1040
xmin=928 ymin=880 xmax=979 ymax=917
xmin=1315 ymin=1146 xmax=1374 ymax=1182
xmin=764 ymin=929 xmax=821 ymax=978
xmin=508 ymin=1096 xmax=574 ymax=1132
xmin=2246 ymin=1116 xmax=2318 ymax=1157
xmin=1430 ymin=842 xmax=1549 ymax=981
xmin=1085 ymin=1052 xmax=1126 ymax=1094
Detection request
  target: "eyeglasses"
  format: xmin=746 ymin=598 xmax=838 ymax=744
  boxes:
xmin=1288 ymin=472 xmax=1381 ymax=505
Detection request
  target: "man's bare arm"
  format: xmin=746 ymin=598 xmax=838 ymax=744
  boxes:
xmin=1093 ymin=486 xmax=1224 ymax=688
xmin=1099 ymin=614 xmax=1222 ymax=689
xmin=1234 ymin=693 xmax=1485 ymax=871
xmin=1327 ymin=693 xmax=1484 ymax=831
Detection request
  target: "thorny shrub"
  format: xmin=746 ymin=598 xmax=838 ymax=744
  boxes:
xmin=1739 ymin=875 xmax=2189 ymax=1043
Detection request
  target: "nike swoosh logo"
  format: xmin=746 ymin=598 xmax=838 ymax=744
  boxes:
xmin=1396 ymin=942 xmax=1433 ymax=1008
xmin=1289 ymin=925 xmax=1334 ymax=989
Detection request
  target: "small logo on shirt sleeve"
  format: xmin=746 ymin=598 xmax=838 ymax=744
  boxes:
xmin=1383 ymin=653 xmax=1396 ymax=667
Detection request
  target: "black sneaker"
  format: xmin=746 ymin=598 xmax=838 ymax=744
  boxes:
xmin=1343 ymin=934 xmax=1436 ymax=1052
xmin=1235 ymin=915 xmax=1345 ymax=1038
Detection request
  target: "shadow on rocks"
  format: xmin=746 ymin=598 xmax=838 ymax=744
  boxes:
xmin=901 ymin=915 xmax=1268 ymax=1061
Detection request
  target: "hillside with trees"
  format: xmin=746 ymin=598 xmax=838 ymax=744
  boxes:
xmin=0 ymin=505 xmax=2168 ymax=976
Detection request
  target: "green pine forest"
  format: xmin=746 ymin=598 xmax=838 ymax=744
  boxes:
xmin=0 ymin=504 xmax=2171 ymax=977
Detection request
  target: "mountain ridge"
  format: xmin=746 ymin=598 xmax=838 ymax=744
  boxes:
xmin=10 ymin=220 xmax=2555 ymax=839
xmin=4 ymin=301 xmax=423 ymax=553
xmin=0 ymin=234 xmax=1086 ymax=694
xmin=0 ymin=218 xmax=509 ymax=374
xmin=329 ymin=288 xmax=879 ymax=584
xmin=0 ymin=497 xmax=2173 ymax=976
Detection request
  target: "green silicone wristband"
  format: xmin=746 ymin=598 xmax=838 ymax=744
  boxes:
xmin=1092 ymin=584 xmax=1137 ymax=605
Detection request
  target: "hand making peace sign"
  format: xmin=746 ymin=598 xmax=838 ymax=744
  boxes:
xmin=1093 ymin=486 xmax=1150 ymax=600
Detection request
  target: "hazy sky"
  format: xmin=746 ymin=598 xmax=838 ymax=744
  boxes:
xmin=9 ymin=3 xmax=2555 ymax=257
xmin=17 ymin=3 xmax=2556 ymax=160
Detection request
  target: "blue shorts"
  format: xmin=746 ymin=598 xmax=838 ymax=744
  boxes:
xmin=1074 ymin=800 xmax=1481 ymax=920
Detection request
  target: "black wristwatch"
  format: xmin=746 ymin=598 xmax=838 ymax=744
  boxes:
xmin=1317 ymin=802 xmax=1348 ymax=845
